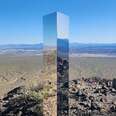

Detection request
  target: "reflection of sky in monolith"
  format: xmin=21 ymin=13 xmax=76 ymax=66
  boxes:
xmin=43 ymin=12 xmax=57 ymax=49
xmin=43 ymin=12 xmax=69 ymax=49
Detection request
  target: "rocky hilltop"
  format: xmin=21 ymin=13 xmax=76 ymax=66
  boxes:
xmin=0 ymin=77 xmax=116 ymax=116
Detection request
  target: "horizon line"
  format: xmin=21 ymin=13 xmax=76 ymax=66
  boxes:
xmin=1 ymin=42 xmax=116 ymax=45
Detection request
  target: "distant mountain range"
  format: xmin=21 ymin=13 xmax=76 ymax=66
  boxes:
xmin=0 ymin=43 xmax=116 ymax=55
xmin=0 ymin=43 xmax=43 ymax=50
xmin=0 ymin=44 xmax=43 ymax=55
xmin=70 ymin=43 xmax=116 ymax=55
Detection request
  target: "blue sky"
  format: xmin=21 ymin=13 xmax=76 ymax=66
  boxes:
xmin=0 ymin=0 xmax=116 ymax=44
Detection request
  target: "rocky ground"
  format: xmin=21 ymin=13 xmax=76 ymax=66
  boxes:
xmin=0 ymin=80 xmax=56 ymax=116
xmin=68 ymin=77 xmax=116 ymax=116
xmin=0 ymin=86 xmax=43 ymax=116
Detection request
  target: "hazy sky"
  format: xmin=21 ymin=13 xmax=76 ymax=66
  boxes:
xmin=0 ymin=0 xmax=116 ymax=44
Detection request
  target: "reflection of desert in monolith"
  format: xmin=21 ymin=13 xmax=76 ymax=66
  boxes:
xmin=57 ymin=38 xmax=69 ymax=116
xmin=43 ymin=48 xmax=57 ymax=116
